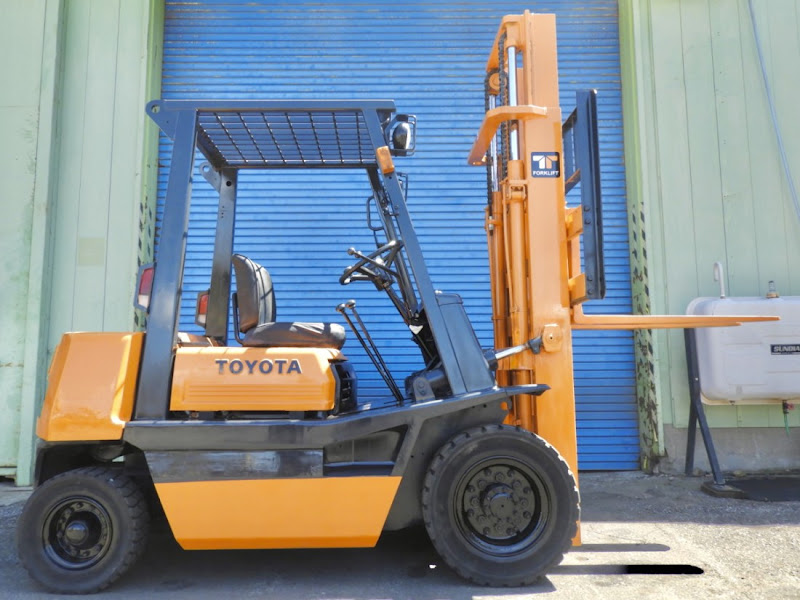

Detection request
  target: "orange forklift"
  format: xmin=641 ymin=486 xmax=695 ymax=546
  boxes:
xmin=17 ymin=12 xmax=768 ymax=594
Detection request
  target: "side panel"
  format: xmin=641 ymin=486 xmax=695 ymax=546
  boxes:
xmin=155 ymin=477 xmax=401 ymax=549
xmin=170 ymin=346 xmax=341 ymax=411
xmin=36 ymin=332 xmax=143 ymax=441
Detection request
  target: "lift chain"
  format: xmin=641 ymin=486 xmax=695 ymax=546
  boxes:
xmin=498 ymin=33 xmax=509 ymax=182
xmin=484 ymin=71 xmax=495 ymax=209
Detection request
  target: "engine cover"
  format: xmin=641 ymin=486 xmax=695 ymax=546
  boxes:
xmin=170 ymin=346 xmax=344 ymax=412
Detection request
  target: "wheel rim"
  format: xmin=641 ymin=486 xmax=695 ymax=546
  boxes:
xmin=42 ymin=496 xmax=113 ymax=570
xmin=454 ymin=457 xmax=551 ymax=556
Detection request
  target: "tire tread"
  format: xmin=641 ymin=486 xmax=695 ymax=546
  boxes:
xmin=421 ymin=424 xmax=579 ymax=586
xmin=17 ymin=466 xmax=150 ymax=594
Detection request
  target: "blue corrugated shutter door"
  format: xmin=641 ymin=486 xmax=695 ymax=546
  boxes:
xmin=159 ymin=0 xmax=638 ymax=470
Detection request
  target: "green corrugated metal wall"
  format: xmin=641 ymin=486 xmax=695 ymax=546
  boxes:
xmin=0 ymin=1 xmax=54 ymax=478
xmin=622 ymin=0 xmax=800 ymax=451
xmin=0 ymin=0 xmax=161 ymax=485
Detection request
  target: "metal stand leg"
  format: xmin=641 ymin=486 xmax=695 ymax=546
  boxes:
xmin=683 ymin=329 xmax=745 ymax=498
xmin=684 ymin=389 xmax=698 ymax=476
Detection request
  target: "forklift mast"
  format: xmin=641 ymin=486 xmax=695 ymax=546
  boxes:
xmin=469 ymin=12 xmax=774 ymax=475
xmin=469 ymin=13 xmax=584 ymax=475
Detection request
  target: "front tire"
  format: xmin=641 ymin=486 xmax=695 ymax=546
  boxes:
xmin=422 ymin=425 xmax=579 ymax=586
xmin=16 ymin=466 xmax=150 ymax=594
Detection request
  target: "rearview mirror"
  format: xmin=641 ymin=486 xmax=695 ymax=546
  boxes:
xmin=385 ymin=114 xmax=416 ymax=156
xmin=392 ymin=122 xmax=411 ymax=150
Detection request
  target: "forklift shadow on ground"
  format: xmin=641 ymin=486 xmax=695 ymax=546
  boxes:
xmin=90 ymin=527 xmax=694 ymax=597
xmin=121 ymin=527 xmax=563 ymax=598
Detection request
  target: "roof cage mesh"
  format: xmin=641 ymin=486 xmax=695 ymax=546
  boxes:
xmin=196 ymin=109 xmax=377 ymax=168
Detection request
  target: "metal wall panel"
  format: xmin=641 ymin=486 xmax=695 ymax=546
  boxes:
xmin=159 ymin=0 xmax=637 ymax=469
xmin=640 ymin=1 xmax=800 ymax=435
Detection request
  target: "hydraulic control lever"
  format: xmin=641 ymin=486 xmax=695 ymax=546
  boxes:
xmin=484 ymin=336 xmax=543 ymax=370
xmin=336 ymin=299 xmax=405 ymax=404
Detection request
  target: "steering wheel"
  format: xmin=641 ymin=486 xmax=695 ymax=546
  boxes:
xmin=340 ymin=240 xmax=404 ymax=285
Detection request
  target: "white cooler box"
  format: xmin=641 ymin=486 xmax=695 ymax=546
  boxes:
xmin=686 ymin=296 xmax=800 ymax=404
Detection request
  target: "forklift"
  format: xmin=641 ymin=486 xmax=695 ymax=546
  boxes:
xmin=17 ymin=12 xmax=769 ymax=594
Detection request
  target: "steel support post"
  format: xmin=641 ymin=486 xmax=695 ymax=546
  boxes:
xmin=134 ymin=109 xmax=197 ymax=419
xmin=204 ymin=166 xmax=238 ymax=341
xmin=362 ymin=109 xmax=468 ymax=395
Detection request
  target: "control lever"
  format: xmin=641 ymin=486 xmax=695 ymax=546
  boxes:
xmin=484 ymin=336 xmax=543 ymax=370
xmin=339 ymin=241 xmax=403 ymax=286
xmin=336 ymin=300 xmax=404 ymax=404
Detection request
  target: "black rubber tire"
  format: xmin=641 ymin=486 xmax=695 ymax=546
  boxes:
xmin=16 ymin=466 xmax=150 ymax=594
xmin=421 ymin=424 xmax=579 ymax=586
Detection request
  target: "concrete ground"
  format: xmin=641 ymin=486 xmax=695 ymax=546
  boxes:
xmin=1 ymin=472 xmax=798 ymax=600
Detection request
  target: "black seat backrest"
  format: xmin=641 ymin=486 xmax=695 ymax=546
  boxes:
xmin=231 ymin=254 xmax=276 ymax=333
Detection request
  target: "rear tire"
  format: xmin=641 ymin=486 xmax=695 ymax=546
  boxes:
xmin=422 ymin=424 xmax=579 ymax=586
xmin=16 ymin=466 xmax=150 ymax=594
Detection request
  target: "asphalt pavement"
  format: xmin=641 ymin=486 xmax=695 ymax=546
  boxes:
xmin=1 ymin=472 xmax=798 ymax=599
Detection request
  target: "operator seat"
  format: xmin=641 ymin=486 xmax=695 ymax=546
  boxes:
xmin=231 ymin=254 xmax=346 ymax=350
